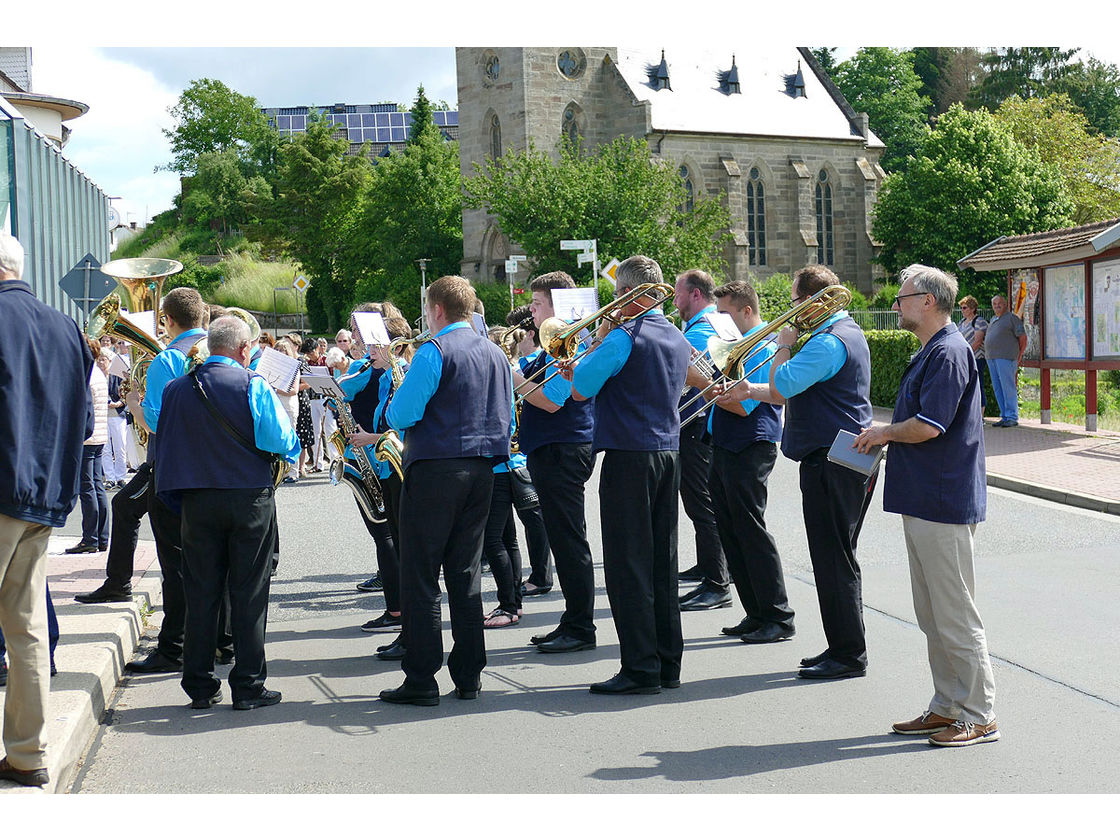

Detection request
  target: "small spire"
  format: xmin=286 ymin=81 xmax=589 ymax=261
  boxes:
xmin=654 ymin=49 xmax=671 ymax=90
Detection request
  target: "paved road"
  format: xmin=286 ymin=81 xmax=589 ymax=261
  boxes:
xmin=67 ymin=455 xmax=1120 ymax=793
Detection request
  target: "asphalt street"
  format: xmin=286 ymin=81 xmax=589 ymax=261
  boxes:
xmin=61 ymin=454 xmax=1120 ymax=794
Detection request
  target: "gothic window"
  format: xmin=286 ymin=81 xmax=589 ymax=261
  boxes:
xmin=489 ymin=114 xmax=501 ymax=159
xmin=557 ymin=50 xmax=585 ymax=79
xmin=562 ymin=105 xmax=581 ymax=147
xmin=485 ymin=54 xmax=500 ymax=82
xmin=815 ymin=169 xmax=834 ymax=265
xmin=679 ymin=165 xmax=695 ymax=213
xmin=747 ymin=167 xmax=766 ymax=266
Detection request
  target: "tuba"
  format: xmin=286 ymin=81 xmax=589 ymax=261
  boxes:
xmin=186 ymin=306 xmax=261 ymax=374
xmin=86 ymin=258 xmax=183 ymax=457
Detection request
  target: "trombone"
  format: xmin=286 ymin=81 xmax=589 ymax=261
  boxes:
xmin=679 ymin=285 xmax=853 ymax=425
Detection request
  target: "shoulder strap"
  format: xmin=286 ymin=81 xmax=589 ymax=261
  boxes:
xmin=189 ymin=368 xmax=273 ymax=465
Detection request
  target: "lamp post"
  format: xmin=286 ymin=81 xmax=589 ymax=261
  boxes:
xmin=416 ymin=258 xmax=430 ymax=333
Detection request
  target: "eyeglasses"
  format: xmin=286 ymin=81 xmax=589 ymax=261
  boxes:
xmin=893 ymin=292 xmax=930 ymax=307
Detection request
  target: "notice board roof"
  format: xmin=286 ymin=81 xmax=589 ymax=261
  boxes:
xmin=958 ymin=218 xmax=1120 ymax=273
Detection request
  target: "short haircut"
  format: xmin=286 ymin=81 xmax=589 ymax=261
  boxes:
xmin=900 ymin=264 xmax=958 ymax=315
xmin=427 ymin=275 xmax=477 ymax=322
xmin=325 ymin=347 xmax=347 ymax=367
xmin=793 ymin=264 xmax=841 ymax=298
xmin=273 ymin=338 xmax=297 ymax=357
xmin=207 ymin=304 xmax=228 ymax=325
xmin=207 ymin=316 xmax=251 ymax=354
xmin=677 ymin=269 xmax=716 ymax=303
xmin=299 ymin=337 xmax=319 ymax=354
xmin=615 ymin=255 xmax=663 ymax=294
xmin=991 ymin=294 xmax=1007 ymax=303
xmin=506 ymin=305 xmax=538 ymax=346
xmin=98 ymin=348 xmax=115 ymax=361
xmin=162 ymin=287 xmax=206 ymax=329
xmin=529 ymin=271 xmax=576 ymax=302
xmin=0 ymin=233 xmax=24 ymax=279
xmin=715 ymin=279 xmax=759 ymax=313
xmin=473 ymin=296 xmax=486 ymax=317
xmin=335 ymin=329 xmax=352 ymax=342
xmin=958 ymin=295 xmax=979 ymax=311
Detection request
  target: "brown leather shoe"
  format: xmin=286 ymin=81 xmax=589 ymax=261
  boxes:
xmin=0 ymin=756 xmax=49 ymax=787
xmin=928 ymin=719 xmax=1001 ymax=747
xmin=892 ymin=710 xmax=957 ymax=735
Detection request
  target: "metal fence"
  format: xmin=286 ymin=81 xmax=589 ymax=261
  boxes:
xmin=850 ymin=308 xmax=994 ymax=331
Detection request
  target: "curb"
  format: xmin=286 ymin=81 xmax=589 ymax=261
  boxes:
xmin=987 ymin=472 xmax=1120 ymax=516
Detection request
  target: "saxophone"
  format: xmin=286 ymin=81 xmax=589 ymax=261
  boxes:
xmin=325 ymin=390 xmax=387 ymax=524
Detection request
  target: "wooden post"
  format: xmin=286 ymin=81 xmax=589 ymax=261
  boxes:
xmin=1086 ymin=369 xmax=1098 ymax=431
xmin=1040 ymin=367 xmax=1051 ymax=424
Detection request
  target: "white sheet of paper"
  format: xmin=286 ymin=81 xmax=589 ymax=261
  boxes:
xmin=301 ymin=374 xmax=346 ymax=400
xmin=471 ymin=312 xmax=488 ymax=337
xmin=309 ymin=366 xmax=330 ymax=377
xmin=551 ymin=288 xmax=599 ymax=323
xmin=352 ymin=311 xmax=390 ymax=347
xmin=121 ymin=309 xmax=157 ymax=337
xmin=705 ymin=312 xmax=742 ymax=341
xmin=255 ymin=346 xmax=301 ymax=392
xmin=108 ymin=352 xmax=131 ymax=378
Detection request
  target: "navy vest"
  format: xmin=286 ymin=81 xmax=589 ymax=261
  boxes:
xmin=153 ymin=361 xmax=273 ymax=492
xmin=403 ymin=326 xmax=512 ymax=469
xmin=518 ymin=351 xmax=595 ymax=454
xmin=347 ymin=361 xmax=379 ymax=431
xmin=147 ymin=330 xmax=206 ymax=463
xmin=781 ymin=316 xmax=873 ymax=461
xmin=593 ymin=311 xmax=690 ymax=453
xmin=711 ymin=399 xmax=782 ymax=453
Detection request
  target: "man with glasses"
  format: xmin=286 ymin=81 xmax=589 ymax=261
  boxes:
xmin=718 ymin=265 xmax=875 ymax=680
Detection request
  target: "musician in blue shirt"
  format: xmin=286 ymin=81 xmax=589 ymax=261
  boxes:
xmin=567 ymin=256 xmax=690 ymax=695
xmin=153 ymin=316 xmax=298 ymax=710
xmin=379 ymin=276 xmax=512 ymax=707
xmin=672 ymin=269 xmax=731 ymax=612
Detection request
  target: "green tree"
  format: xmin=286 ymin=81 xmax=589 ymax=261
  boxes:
xmin=809 ymin=48 xmax=837 ymax=75
xmin=181 ymin=149 xmax=247 ymax=235
xmin=993 ymin=94 xmax=1120 ymax=224
xmin=968 ymin=48 xmax=1080 ymax=110
xmin=1054 ymin=56 xmax=1120 ymax=137
xmin=465 ymin=136 xmax=733 ymax=286
xmin=160 ymin=78 xmax=274 ymax=176
xmin=268 ymin=114 xmax=372 ymax=331
xmin=871 ymin=104 xmax=1073 ymax=301
xmin=833 ymin=48 xmax=932 ymax=171
xmin=407 ymin=85 xmax=441 ymax=146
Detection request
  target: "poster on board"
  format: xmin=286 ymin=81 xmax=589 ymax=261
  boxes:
xmin=1012 ymin=268 xmax=1041 ymax=361
xmin=1044 ymin=264 xmax=1086 ymax=360
xmin=1092 ymin=258 xmax=1120 ymax=360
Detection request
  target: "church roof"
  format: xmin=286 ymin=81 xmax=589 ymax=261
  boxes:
xmin=612 ymin=47 xmax=884 ymax=147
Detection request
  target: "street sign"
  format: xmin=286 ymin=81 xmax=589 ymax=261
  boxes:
xmin=560 ymin=239 xmax=595 ymax=250
xmin=292 ymin=274 xmax=310 ymax=292
xmin=58 ymin=254 xmax=115 ymax=318
xmin=577 ymin=252 xmax=595 ymax=265
xmin=107 ymin=207 xmax=121 ymax=230
xmin=601 ymin=258 xmax=621 ymax=282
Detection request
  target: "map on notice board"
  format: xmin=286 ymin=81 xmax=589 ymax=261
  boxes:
xmin=1044 ymin=264 xmax=1086 ymax=360
xmin=1092 ymin=258 xmax=1120 ymax=359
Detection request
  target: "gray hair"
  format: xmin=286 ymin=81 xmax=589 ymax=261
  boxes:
xmin=325 ymin=347 xmax=347 ymax=367
xmin=899 ymin=264 xmax=958 ymax=315
xmin=0 ymin=233 xmax=25 ymax=279
xmin=207 ymin=316 xmax=251 ymax=354
xmin=615 ymin=255 xmax=663 ymax=294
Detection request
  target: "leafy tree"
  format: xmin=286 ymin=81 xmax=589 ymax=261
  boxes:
xmin=1054 ymin=56 xmax=1120 ymax=137
xmin=872 ymin=104 xmax=1073 ymax=301
xmin=809 ymin=48 xmax=837 ymax=75
xmin=268 ymin=114 xmax=372 ymax=331
xmin=910 ymin=48 xmax=986 ymax=116
xmin=465 ymin=136 xmax=733 ymax=286
xmin=407 ymin=85 xmax=441 ymax=146
xmin=160 ymin=78 xmax=274 ymax=176
xmin=993 ymin=94 xmax=1120 ymax=224
xmin=833 ymin=48 xmax=932 ymax=171
xmin=968 ymin=48 xmax=1080 ymax=110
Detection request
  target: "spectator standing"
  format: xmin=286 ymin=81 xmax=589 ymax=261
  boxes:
xmin=957 ymin=296 xmax=989 ymax=415
xmin=102 ymin=348 xmax=129 ymax=486
xmin=64 ymin=337 xmax=110 ymax=554
xmin=983 ymin=295 xmax=1026 ymax=428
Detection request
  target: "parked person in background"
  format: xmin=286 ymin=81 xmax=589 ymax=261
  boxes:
xmin=983 ymin=295 xmax=1026 ymax=428
xmin=65 ymin=336 xmax=111 ymax=554
xmin=957 ymin=296 xmax=989 ymax=416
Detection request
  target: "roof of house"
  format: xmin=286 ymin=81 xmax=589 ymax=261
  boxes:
xmin=611 ymin=46 xmax=884 ymax=147
xmin=957 ymin=218 xmax=1120 ymax=272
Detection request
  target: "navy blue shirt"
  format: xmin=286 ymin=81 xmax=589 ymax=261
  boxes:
xmin=883 ymin=323 xmax=986 ymax=525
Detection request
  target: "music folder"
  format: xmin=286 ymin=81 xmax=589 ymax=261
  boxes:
xmin=826 ymin=429 xmax=885 ymax=476
xmin=301 ymin=374 xmax=346 ymax=400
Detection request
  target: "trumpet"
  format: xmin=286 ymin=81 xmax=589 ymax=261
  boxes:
xmin=679 ymin=284 xmax=853 ymax=425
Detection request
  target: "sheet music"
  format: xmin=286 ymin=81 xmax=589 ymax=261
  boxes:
xmin=108 ymin=352 xmax=131 ymax=378
xmin=121 ymin=309 xmax=158 ymax=337
xmin=705 ymin=312 xmax=742 ymax=341
xmin=551 ymin=288 xmax=599 ymax=322
xmin=301 ymin=374 xmax=346 ymax=400
xmin=351 ymin=311 xmax=390 ymax=349
xmin=255 ymin=346 xmax=301 ymax=392
xmin=309 ymin=366 xmax=330 ymax=377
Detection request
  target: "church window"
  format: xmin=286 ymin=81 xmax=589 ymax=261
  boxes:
xmin=489 ymin=114 xmax=501 ymax=159
xmin=557 ymin=50 xmax=585 ymax=79
xmin=679 ymin=165 xmax=694 ymax=213
xmin=747 ymin=167 xmax=766 ymax=266
xmin=815 ymin=170 xmax=834 ymax=265
xmin=562 ymin=106 xmax=581 ymax=147
xmin=485 ymin=54 xmax=500 ymax=82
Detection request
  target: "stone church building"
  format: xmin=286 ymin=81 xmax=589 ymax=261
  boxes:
xmin=456 ymin=47 xmax=886 ymax=292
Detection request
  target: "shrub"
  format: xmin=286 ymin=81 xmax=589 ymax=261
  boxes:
xmin=756 ymin=273 xmax=792 ymax=321
xmin=865 ymin=329 xmax=921 ymax=407
xmin=473 ymin=281 xmax=532 ymax=327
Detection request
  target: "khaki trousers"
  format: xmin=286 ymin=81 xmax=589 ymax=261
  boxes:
xmin=0 ymin=512 xmax=51 ymax=770
xmin=902 ymin=515 xmax=996 ymax=724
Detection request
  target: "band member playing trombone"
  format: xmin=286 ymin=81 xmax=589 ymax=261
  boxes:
xmin=717 ymin=265 xmax=875 ymax=680
xmin=565 ymin=256 xmax=690 ymax=695
xmin=672 ymin=269 xmax=731 ymax=612
xmin=512 ymin=272 xmax=598 ymax=654
xmin=707 ymin=281 xmax=794 ymax=644
xmin=379 ymin=276 xmax=513 ymax=706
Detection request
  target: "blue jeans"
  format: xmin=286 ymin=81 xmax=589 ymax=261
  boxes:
xmin=988 ymin=357 xmax=1019 ymax=423
xmin=79 ymin=444 xmax=110 ymax=545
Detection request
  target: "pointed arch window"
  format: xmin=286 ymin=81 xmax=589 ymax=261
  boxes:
xmin=815 ymin=169 xmax=834 ymax=265
xmin=489 ymin=114 xmax=501 ymax=159
xmin=561 ymin=105 xmax=581 ymax=147
xmin=679 ymin=165 xmax=695 ymax=213
xmin=747 ymin=166 xmax=766 ymax=266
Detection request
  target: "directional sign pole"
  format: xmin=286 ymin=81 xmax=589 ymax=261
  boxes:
xmin=417 ymin=259 xmax=430 ymax=333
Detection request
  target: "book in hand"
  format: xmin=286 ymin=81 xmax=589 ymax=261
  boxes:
xmin=827 ymin=429 xmax=885 ymax=476
xmin=255 ymin=346 xmax=301 ymax=392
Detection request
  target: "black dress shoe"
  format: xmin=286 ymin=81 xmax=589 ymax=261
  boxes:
xmin=800 ymin=650 xmax=830 ymax=668
xmin=680 ymin=586 xmax=732 ymax=611
xmin=380 ymin=683 xmax=439 ymax=706
xmin=376 ymin=641 xmax=406 ymax=661
xmin=661 ymin=678 xmax=681 ymax=689
xmin=721 ymin=616 xmax=762 ymax=636
xmin=678 ymin=565 xmax=704 ymax=582
xmin=520 ymin=583 xmax=552 ymax=597
xmin=190 ymin=689 xmax=222 ymax=709
xmin=233 ymin=689 xmax=281 ymax=710
xmin=63 ymin=541 xmax=99 ymax=554
xmin=589 ymin=673 xmax=661 ymax=695
xmin=740 ymin=624 xmax=795 ymax=644
xmin=124 ymin=650 xmax=182 ymax=673
xmin=361 ymin=611 xmax=402 ymax=632
xmin=536 ymin=634 xmax=596 ymax=654
xmin=215 ymin=648 xmax=234 ymax=666
xmin=75 ymin=583 xmax=133 ymax=604
xmin=797 ymin=658 xmax=866 ymax=680
xmin=454 ymin=683 xmax=481 ymax=700
xmin=529 ymin=628 xmax=562 ymax=646
xmin=377 ymin=633 xmax=402 ymax=652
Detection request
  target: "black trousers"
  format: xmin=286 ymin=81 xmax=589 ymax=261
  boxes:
xmin=710 ymin=442 xmax=794 ymax=629
xmin=798 ymin=450 xmax=878 ymax=668
xmin=399 ymin=458 xmax=492 ymax=692
xmin=104 ymin=464 xmax=151 ymax=588
xmin=179 ymin=487 xmax=276 ymax=703
xmin=483 ymin=472 xmax=522 ymax=614
xmin=149 ymin=475 xmax=187 ymax=662
xmin=679 ymin=423 xmax=728 ymax=589
xmin=355 ymin=471 xmax=402 ymax=614
xmin=599 ymin=450 xmax=683 ymax=685
xmin=514 ymin=486 xmax=552 ymax=589
xmin=526 ymin=443 xmax=596 ymax=642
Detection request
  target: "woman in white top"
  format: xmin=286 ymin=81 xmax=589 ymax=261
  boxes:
xmin=65 ymin=337 xmax=111 ymax=553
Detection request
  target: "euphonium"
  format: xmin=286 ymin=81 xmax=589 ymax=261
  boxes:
xmin=373 ymin=430 xmax=404 ymax=481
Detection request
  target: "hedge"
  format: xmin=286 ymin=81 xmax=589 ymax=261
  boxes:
xmin=865 ymin=329 xmax=920 ymax=408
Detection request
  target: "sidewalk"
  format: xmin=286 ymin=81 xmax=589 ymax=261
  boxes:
xmin=0 ymin=536 xmax=160 ymax=795
xmin=872 ymin=407 xmax=1120 ymax=514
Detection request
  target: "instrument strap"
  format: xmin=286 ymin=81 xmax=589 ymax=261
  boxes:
xmin=188 ymin=368 xmax=279 ymax=468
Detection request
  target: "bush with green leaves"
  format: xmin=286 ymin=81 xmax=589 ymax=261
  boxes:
xmin=865 ymin=329 xmax=921 ymax=407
